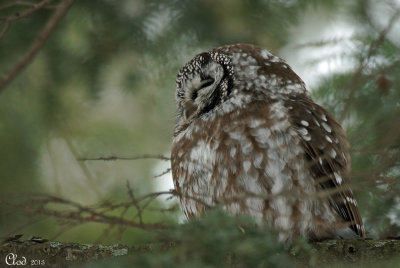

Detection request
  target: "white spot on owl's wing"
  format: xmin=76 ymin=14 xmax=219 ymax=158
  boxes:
xmin=298 ymin=127 xmax=308 ymax=136
xmin=334 ymin=172 xmax=343 ymax=184
xmin=326 ymin=136 xmax=333 ymax=143
xmin=301 ymin=120 xmax=309 ymax=127
xmin=342 ymin=152 xmax=348 ymax=164
xmin=260 ymin=49 xmax=273 ymax=59
xmin=322 ymin=122 xmax=332 ymax=133
xmin=346 ymin=196 xmax=357 ymax=206
xmin=330 ymin=149 xmax=337 ymax=159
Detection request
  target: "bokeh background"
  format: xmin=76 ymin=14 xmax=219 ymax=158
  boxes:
xmin=1 ymin=0 xmax=400 ymax=256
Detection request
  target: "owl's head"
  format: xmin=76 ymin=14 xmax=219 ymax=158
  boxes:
xmin=175 ymin=44 xmax=307 ymax=132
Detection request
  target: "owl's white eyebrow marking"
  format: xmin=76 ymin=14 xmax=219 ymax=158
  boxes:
xmin=300 ymin=120 xmax=309 ymax=127
xmin=322 ymin=122 xmax=332 ymax=133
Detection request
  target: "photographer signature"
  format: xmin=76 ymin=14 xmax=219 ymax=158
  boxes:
xmin=5 ymin=253 xmax=26 ymax=266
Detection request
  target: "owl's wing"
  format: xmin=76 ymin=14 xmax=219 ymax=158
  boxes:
xmin=285 ymin=95 xmax=365 ymax=238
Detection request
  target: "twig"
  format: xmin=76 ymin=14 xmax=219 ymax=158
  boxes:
xmin=79 ymin=154 xmax=171 ymax=161
xmin=153 ymin=168 xmax=171 ymax=178
xmin=126 ymin=181 xmax=144 ymax=225
xmin=0 ymin=1 xmax=56 ymax=11
xmin=339 ymin=8 xmax=400 ymax=120
xmin=0 ymin=0 xmax=53 ymax=26
xmin=0 ymin=21 xmax=10 ymax=41
xmin=0 ymin=1 xmax=57 ymax=11
xmin=0 ymin=0 xmax=75 ymax=93
xmin=24 ymin=194 xmax=169 ymax=231
xmin=65 ymin=137 xmax=101 ymax=197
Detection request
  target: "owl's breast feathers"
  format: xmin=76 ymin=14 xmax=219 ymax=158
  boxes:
xmin=171 ymin=93 xmax=365 ymax=239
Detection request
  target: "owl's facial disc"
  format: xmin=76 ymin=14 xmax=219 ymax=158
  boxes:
xmin=183 ymin=61 xmax=224 ymax=121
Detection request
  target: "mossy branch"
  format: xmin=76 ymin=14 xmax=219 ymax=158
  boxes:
xmin=1 ymin=238 xmax=400 ymax=267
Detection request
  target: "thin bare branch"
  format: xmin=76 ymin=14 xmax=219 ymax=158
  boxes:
xmin=126 ymin=181 xmax=144 ymax=225
xmin=64 ymin=137 xmax=101 ymax=197
xmin=153 ymin=168 xmax=171 ymax=178
xmin=21 ymin=194 xmax=169 ymax=231
xmin=0 ymin=1 xmax=56 ymax=11
xmin=0 ymin=0 xmax=75 ymax=93
xmin=79 ymin=154 xmax=171 ymax=161
xmin=0 ymin=21 xmax=10 ymax=41
xmin=0 ymin=0 xmax=53 ymax=25
xmin=340 ymin=8 xmax=400 ymax=120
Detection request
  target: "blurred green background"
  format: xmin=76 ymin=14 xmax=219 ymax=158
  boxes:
xmin=0 ymin=0 xmax=400 ymax=254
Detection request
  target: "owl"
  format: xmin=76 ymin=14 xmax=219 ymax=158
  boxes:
xmin=171 ymin=44 xmax=365 ymax=241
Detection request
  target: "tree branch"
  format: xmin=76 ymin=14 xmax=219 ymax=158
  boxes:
xmin=78 ymin=154 xmax=171 ymax=161
xmin=0 ymin=0 xmax=75 ymax=94
xmin=1 ymin=238 xmax=399 ymax=266
xmin=339 ymin=8 xmax=400 ymax=120
xmin=0 ymin=21 xmax=10 ymax=41
xmin=0 ymin=0 xmax=53 ymax=25
xmin=0 ymin=1 xmax=56 ymax=11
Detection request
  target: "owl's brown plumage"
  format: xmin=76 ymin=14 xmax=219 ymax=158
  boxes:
xmin=171 ymin=44 xmax=365 ymax=241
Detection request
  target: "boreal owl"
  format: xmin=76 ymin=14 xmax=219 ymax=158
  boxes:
xmin=171 ymin=44 xmax=365 ymax=241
